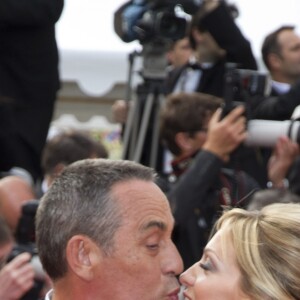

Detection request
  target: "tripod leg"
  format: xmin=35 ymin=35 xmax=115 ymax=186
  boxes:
xmin=149 ymin=93 xmax=164 ymax=168
xmin=133 ymin=93 xmax=154 ymax=163
xmin=121 ymin=94 xmax=140 ymax=160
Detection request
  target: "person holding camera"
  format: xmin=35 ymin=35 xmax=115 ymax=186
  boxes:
xmin=165 ymin=0 xmax=257 ymax=96
xmin=0 ymin=216 xmax=35 ymax=300
xmin=111 ymin=36 xmax=193 ymax=125
xmin=160 ymin=0 xmax=272 ymax=187
xmin=247 ymin=25 xmax=300 ymax=193
xmin=0 ymin=175 xmax=36 ymax=234
xmin=159 ymin=92 xmax=260 ymax=269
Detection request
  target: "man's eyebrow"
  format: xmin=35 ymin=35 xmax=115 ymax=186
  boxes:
xmin=140 ymin=220 xmax=167 ymax=232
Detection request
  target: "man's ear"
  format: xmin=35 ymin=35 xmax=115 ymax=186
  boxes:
xmin=268 ymin=53 xmax=282 ymax=71
xmin=52 ymin=163 xmax=66 ymax=177
xmin=175 ymin=132 xmax=193 ymax=153
xmin=66 ymin=235 xmax=103 ymax=282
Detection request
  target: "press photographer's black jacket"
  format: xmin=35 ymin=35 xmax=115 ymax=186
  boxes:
xmin=250 ymin=80 xmax=300 ymax=196
xmin=162 ymin=150 xmax=259 ymax=269
xmin=251 ymin=80 xmax=300 ymax=120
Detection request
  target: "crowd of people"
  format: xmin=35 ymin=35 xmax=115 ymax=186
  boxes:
xmin=1 ymin=0 xmax=300 ymax=299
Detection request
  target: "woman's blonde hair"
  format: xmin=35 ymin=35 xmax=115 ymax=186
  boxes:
xmin=215 ymin=203 xmax=300 ymax=300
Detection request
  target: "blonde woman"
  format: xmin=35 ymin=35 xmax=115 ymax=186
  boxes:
xmin=180 ymin=203 xmax=300 ymax=299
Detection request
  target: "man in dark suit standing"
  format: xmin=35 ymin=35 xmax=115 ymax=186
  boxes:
xmin=251 ymin=25 xmax=300 ymax=193
xmin=0 ymin=0 xmax=64 ymax=182
xmin=252 ymin=25 xmax=300 ymax=120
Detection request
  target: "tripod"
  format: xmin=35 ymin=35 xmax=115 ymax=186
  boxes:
xmin=122 ymin=43 xmax=168 ymax=169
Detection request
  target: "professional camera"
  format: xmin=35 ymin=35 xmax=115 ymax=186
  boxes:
xmin=223 ymin=65 xmax=300 ymax=147
xmin=7 ymin=200 xmax=45 ymax=300
xmin=245 ymin=119 xmax=300 ymax=147
xmin=222 ymin=63 xmax=271 ymax=115
xmin=114 ymin=0 xmax=204 ymax=79
xmin=114 ymin=0 xmax=202 ymax=44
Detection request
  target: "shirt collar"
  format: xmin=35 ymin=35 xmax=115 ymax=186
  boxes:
xmin=272 ymin=80 xmax=291 ymax=94
xmin=45 ymin=289 xmax=53 ymax=300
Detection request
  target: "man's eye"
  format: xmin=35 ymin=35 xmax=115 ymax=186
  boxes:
xmin=146 ymin=244 xmax=159 ymax=250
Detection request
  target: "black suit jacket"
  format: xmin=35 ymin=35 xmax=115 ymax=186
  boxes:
xmin=251 ymin=80 xmax=300 ymax=120
xmin=0 ymin=0 xmax=64 ymax=179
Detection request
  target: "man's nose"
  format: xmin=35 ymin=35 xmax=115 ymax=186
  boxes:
xmin=162 ymin=241 xmax=184 ymax=275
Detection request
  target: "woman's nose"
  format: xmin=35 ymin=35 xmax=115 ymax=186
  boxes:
xmin=179 ymin=266 xmax=196 ymax=287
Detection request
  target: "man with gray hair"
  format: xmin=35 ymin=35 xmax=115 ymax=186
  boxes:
xmin=36 ymin=158 xmax=183 ymax=300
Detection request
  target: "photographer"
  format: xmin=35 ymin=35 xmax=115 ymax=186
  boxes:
xmin=165 ymin=0 xmax=257 ymax=96
xmin=251 ymin=25 xmax=300 ymax=120
xmin=245 ymin=26 xmax=300 ymax=190
xmin=111 ymin=36 xmax=193 ymax=124
xmin=159 ymin=92 xmax=259 ymax=269
xmin=160 ymin=0 xmax=268 ymax=185
xmin=0 ymin=216 xmax=35 ymax=300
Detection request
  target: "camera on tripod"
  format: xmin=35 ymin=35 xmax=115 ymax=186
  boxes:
xmin=223 ymin=65 xmax=300 ymax=147
xmin=114 ymin=0 xmax=202 ymax=44
xmin=114 ymin=0 xmax=202 ymax=80
xmin=7 ymin=200 xmax=46 ymax=300
xmin=114 ymin=1 xmax=203 ymax=167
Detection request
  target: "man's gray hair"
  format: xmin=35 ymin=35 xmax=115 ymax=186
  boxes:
xmin=36 ymin=158 xmax=155 ymax=280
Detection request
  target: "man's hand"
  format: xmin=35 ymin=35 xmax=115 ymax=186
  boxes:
xmin=202 ymin=105 xmax=247 ymax=161
xmin=0 ymin=252 xmax=35 ymax=300
xmin=268 ymin=136 xmax=299 ymax=188
xmin=112 ymin=99 xmax=130 ymax=124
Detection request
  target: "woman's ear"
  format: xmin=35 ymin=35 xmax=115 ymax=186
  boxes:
xmin=66 ymin=235 xmax=103 ymax=282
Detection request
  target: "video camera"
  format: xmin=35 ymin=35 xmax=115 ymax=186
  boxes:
xmin=114 ymin=0 xmax=204 ymax=79
xmin=114 ymin=0 xmax=202 ymax=44
xmin=223 ymin=64 xmax=300 ymax=147
xmin=7 ymin=200 xmax=45 ymax=300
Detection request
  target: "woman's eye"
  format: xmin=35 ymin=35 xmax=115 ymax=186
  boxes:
xmin=199 ymin=262 xmax=210 ymax=270
xmin=199 ymin=259 xmax=213 ymax=271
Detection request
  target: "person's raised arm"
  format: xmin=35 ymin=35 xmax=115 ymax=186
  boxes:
xmin=267 ymin=136 xmax=299 ymax=188
xmin=203 ymin=105 xmax=247 ymax=162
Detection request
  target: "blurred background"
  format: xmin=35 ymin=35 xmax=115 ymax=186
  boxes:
xmin=55 ymin=0 xmax=300 ymax=95
xmin=52 ymin=0 xmax=300 ymax=158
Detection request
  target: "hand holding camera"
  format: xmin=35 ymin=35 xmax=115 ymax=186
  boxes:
xmin=0 ymin=252 xmax=35 ymax=300
xmin=267 ymin=136 xmax=300 ymax=188
xmin=202 ymin=105 xmax=247 ymax=162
